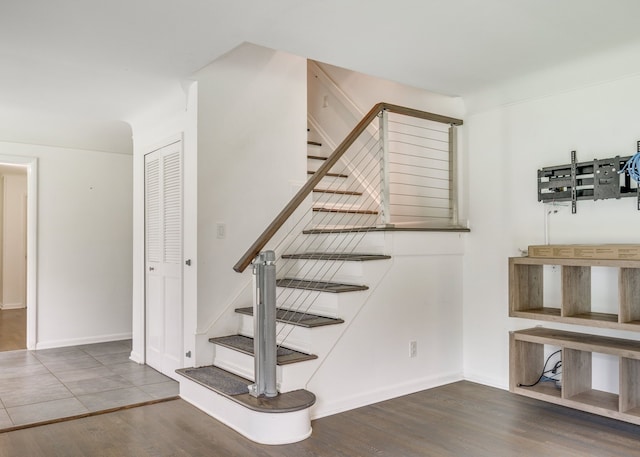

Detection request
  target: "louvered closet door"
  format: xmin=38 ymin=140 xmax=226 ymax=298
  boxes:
xmin=144 ymin=141 xmax=183 ymax=378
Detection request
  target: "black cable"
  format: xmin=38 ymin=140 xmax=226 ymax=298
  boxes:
xmin=517 ymin=350 xmax=561 ymax=388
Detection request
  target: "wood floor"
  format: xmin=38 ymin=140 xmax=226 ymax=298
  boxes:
xmin=1 ymin=381 xmax=640 ymax=456
xmin=0 ymin=309 xmax=26 ymax=352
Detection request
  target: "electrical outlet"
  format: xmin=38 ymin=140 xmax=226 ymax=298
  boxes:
xmin=410 ymin=341 xmax=417 ymax=358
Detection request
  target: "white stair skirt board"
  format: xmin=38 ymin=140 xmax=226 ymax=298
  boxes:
xmin=179 ymin=377 xmax=313 ymax=445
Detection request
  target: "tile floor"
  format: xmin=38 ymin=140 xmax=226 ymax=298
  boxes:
xmin=0 ymin=340 xmax=179 ymax=429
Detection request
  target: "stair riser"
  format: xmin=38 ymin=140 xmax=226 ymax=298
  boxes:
xmin=238 ymin=314 xmax=348 ymax=354
xmin=278 ymin=259 xmax=367 ymax=283
xmin=312 ymin=211 xmax=378 ymax=227
xmin=275 ymin=287 xmax=341 ymax=315
xmin=213 ymin=344 xmax=317 ymax=392
xmin=304 ymin=231 xmax=388 ymax=254
xmin=313 ymin=192 xmax=362 ymax=206
xmin=212 ymin=344 xmax=255 ymax=382
xmin=307 ymin=158 xmax=347 ymax=175
xmin=314 ymin=175 xmax=354 ymax=192
xmin=236 ymin=312 xmax=358 ymax=391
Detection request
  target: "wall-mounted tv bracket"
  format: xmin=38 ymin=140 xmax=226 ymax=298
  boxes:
xmin=538 ymin=147 xmax=639 ymax=213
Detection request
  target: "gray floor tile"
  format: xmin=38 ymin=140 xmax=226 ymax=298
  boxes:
xmin=0 ymin=362 xmax=49 ymax=381
xmin=0 ymin=339 xmax=173 ymax=431
xmin=0 ymin=374 xmax=73 ymax=408
xmin=77 ymin=387 xmax=153 ymax=412
xmin=0 ymin=373 xmax=61 ymax=395
xmin=52 ymin=365 xmax=114 ymax=383
xmin=33 ymin=348 xmax=89 ymax=363
xmin=63 ymin=375 xmax=133 ymax=396
xmin=78 ymin=340 xmax=132 ymax=357
xmin=139 ymin=381 xmax=180 ymax=399
xmin=92 ymin=351 xmax=132 ymax=366
xmin=7 ymin=397 xmax=88 ymax=426
xmin=40 ymin=354 xmax=103 ymax=374
xmin=0 ymin=351 xmax=40 ymax=367
xmin=109 ymin=363 xmax=170 ymax=386
xmin=0 ymin=408 xmax=13 ymax=428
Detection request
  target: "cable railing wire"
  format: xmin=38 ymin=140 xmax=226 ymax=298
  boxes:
xmin=232 ymin=104 xmax=463 ymax=358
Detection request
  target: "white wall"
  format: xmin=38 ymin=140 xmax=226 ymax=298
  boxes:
xmin=194 ymin=43 xmax=307 ymax=361
xmin=315 ymin=61 xmax=465 ymax=120
xmin=302 ymin=63 xmax=465 ymax=417
xmin=2 ymin=172 xmax=27 ymax=308
xmin=0 ymin=142 xmax=133 ymax=348
xmin=309 ymin=232 xmax=465 ymax=418
xmin=463 ymin=70 xmax=640 ymax=389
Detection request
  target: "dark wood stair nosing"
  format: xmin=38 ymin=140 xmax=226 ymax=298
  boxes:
xmin=307 ymin=154 xmax=328 ymax=161
xmin=307 ymin=170 xmax=349 ymax=178
xmin=235 ymin=306 xmax=345 ymax=328
xmin=313 ymin=188 xmax=363 ymax=196
xmin=307 ymin=141 xmax=322 ymax=147
xmin=208 ymin=334 xmax=318 ymax=365
xmin=281 ymin=252 xmax=391 ymax=262
xmin=276 ymin=278 xmax=369 ymax=293
xmin=313 ymin=207 xmax=378 ymax=215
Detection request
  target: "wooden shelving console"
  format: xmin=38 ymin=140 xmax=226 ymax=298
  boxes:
xmin=509 ymin=256 xmax=640 ymax=331
xmin=510 ymin=327 xmax=640 ymax=425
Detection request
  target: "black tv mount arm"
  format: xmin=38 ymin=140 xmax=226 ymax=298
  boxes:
xmin=537 ymin=145 xmax=640 ymax=214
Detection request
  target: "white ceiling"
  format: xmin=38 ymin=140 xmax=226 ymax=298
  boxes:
xmin=3 ymin=0 xmax=640 ymax=153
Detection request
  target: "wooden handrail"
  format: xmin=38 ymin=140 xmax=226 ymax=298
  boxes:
xmin=232 ymin=102 xmax=463 ymax=272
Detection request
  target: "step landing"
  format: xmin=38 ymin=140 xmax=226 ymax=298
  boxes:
xmin=176 ymin=366 xmax=316 ymax=413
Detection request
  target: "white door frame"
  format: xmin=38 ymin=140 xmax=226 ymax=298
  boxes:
xmin=0 ymin=155 xmax=37 ymax=349
xmin=143 ymin=139 xmax=184 ymax=376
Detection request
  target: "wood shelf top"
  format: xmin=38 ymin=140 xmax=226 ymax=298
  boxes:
xmin=511 ymin=327 xmax=640 ymax=358
xmin=510 ymin=256 xmax=640 ymax=268
xmin=510 ymin=310 xmax=640 ymax=331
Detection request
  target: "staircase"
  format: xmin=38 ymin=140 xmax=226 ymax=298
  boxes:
xmin=177 ymin=131 xmax=391 ymax=444
xmin=176 ymin=102 xmax=463 ymax=445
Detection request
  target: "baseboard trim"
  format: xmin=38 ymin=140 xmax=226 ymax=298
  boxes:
xmin=0 ymin=302 xmax=26 ymax=310
xmin=310 ymin=371 xmax=463 ymax=420
xmin=463 ymin=372 xmax=508 ymax=391
xmin=35 ymin=332 xmax=132 ymax=350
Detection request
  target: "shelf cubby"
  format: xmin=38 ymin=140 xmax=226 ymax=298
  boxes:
xmin=510 ymin=327 xmax=640 ymax=425
xmin=509 ymin=257 xmax=640 ymax=331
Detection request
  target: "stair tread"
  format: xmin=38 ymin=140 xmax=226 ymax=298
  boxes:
xmin=307 ymin=155 xmax=328 ymax=161
xmin=277 ymin=278 xmax=368 ymax=293
xmin=313 ymin=188 xmax=363 ymax=196
xmin=235 ymin=307 xmax=345 ymax=328
xmin=281 ymin=252 xmax=391 ymax=261
xmin=209 ymin=335 xmax=318 ymax=365
xmin=176 ymin=365 xmax=316 ymax=413
xmin=307 ymin=141 xmax=322 ymax=147
xmin=313 ymin=207 xmax=378 ymax=215
xmin=307 ymin=170 xmax=348 ymax=178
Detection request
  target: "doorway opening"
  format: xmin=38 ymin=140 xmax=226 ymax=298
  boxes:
xmin=0 ymin=156 xmax=37 ymax=351
xmin=0 ymin=164 xmax=27 ymax=351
